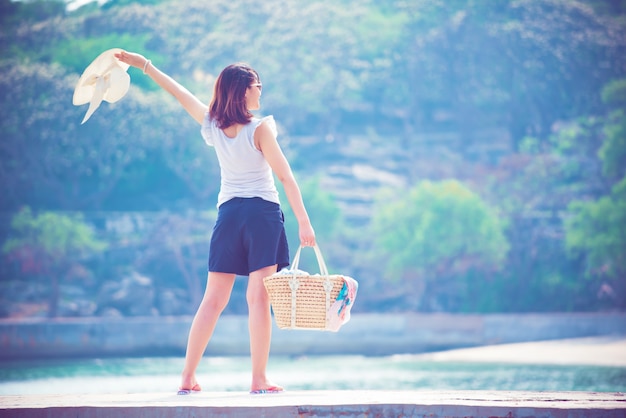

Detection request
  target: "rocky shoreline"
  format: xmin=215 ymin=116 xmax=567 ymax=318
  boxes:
xmin=1 ymin=312 xmax=625 ymax=360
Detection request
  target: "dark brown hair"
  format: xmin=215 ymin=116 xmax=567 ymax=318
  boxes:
xmin=209 ymin=63 xmax=259 ymax=129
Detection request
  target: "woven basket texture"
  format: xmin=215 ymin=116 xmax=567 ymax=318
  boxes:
xmin=263 ymin=274 xmax=345 ymax=329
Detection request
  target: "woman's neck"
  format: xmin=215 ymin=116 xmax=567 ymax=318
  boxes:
xmin=223 ymin=123 xmax=243 ymax=138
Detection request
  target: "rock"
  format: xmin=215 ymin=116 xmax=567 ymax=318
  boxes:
xmin=99 ymin=307 xmax=123 ymax=317
xmin=158 ymin=289 xmax=189 ymax=316
xmin=97 ymin=271 xmax=156 ymax=316
xmin=57 ymin=300 xmax=97 ymax=317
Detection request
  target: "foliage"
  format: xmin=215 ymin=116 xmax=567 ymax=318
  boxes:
xmin=0 ymin=0 xmax=64 ymax=25
xmin=3 ymin=207 xmax=106 ymax=259
xmin=2 ymin=207 xmax=107 ymax=317
xmin=54 ymin=33 xmax=163 ymax=91
xmin=0 ymin=0 xmax=625 ymax=315
xmin=0 ymin=60 xmax=214 ymax=211
xmin=483 ymin=115 xmax=608 ymax=312
xmin=598 ymin=79 xmax=626 ymax=179
xmin=563 ymin=79 xmax=626 ymax=308
xmin=372 ymin=180 xmax=508 ymax=311
xmin=1 ymin=0 xmax=624 ymax=210
xmin=566 ymin=178 xmax=626 ymax=280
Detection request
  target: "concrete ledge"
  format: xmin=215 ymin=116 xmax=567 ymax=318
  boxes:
xmin=1 ymin=390 xmax=625 ymax=418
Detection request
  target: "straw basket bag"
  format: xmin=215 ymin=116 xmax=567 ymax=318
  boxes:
xmin=263 ymin=244 xmax=353 ymax=331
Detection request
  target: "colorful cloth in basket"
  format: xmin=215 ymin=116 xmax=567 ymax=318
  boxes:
xmin=326 ymin=276 xmax=358 ymax=332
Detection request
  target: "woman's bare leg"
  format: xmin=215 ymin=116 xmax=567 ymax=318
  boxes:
xmin=247 ymin=264 xmax=281 ymax=392
xmin=180 ymin=271 xmax=235 ymax=391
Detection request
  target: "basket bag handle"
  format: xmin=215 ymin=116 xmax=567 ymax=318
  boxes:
xmin=288 ymin=244 xmax=335 ymax=329
xmin=291 ymin=244 xmax=329 ymax=275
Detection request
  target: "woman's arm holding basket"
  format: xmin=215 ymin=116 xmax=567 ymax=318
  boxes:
xmin=256 ymin=122 xmax=316 ymax=247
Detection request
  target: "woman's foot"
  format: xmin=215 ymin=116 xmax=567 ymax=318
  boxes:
xmin=177 ymin=383 xmax=201 ymax=395
xmin=250 ymin=385 xmax=283 ymax=394
xmin=178 ymin=375 xmax=202 ymax=395
xmin=250 ymin=380 xmax=283 ymax=394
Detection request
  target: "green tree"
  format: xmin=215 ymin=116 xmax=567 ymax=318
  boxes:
xmin=389 ymin=0 xmax=626 ymax=153
xmin=566 ymin=178 xmax=626 ymax=307
xmin=2 ymin=207 xmax=107 ymax=317
xmin=372 ymin=180 xmax=508 ymax=311
xmin=487 ymin=125 xmax=606 ymax=312
xmin=565 ymin=79 xmax=626 ymax=308
xmin=0 ymin=61 xmax=214 ymax=212
xmin=598 ymin=79 xmax=626 ymax=180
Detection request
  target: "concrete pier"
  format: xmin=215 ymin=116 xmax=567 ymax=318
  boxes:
xmin=1 ymin=390 xmax=625 ymax=417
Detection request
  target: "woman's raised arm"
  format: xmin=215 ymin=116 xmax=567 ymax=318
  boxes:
xmin=114 ymin=51 xmax=206 ymax=125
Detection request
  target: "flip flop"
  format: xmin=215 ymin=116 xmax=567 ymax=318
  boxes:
xmin=249 ymin=386 xmax=284 ymax=395
xmin=177 ymin=384 xmax=201 ymax=395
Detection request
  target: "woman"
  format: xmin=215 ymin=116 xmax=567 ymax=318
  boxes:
xmin=114 ymin=51 xmax=316 ymax=395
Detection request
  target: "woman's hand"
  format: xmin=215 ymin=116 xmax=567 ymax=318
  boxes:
xmin=299 ymin=222 xmax=316 ymax=247
xmin=114 ymin=50 xmax=148 ymax=71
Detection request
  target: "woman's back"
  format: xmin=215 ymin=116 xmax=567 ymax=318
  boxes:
xmin=201 ymin=114 xmax=279 ymax=207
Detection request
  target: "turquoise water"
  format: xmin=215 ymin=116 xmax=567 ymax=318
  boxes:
xmin=1 ymin=356 xmax=625 ymax=394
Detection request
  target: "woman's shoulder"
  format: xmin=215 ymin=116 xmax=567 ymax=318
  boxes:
xmin=250 ymin=115 xmax=277 ymax=137
xmin=202 ymin=112 xmax=216 ymax=126
xmin=200 ymin=112 xmax=218 ymax=145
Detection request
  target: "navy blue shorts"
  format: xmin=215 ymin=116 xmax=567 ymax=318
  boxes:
xmin=208 ymin=197 xmax=290 ymax=276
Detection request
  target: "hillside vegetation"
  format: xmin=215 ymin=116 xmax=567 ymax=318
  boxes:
xmin=1 ymin=0 xmax=625 ymax=316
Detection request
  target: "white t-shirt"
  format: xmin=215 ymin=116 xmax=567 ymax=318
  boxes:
xmin=200 ymin=113 xmax=280 ymax=208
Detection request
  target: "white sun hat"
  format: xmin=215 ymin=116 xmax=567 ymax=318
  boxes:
xmin=73 ymin=48 xmax=130 ymax=124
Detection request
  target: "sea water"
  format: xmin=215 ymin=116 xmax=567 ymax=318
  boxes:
xmin=1 ymin=355 xmax=625 ymax=395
